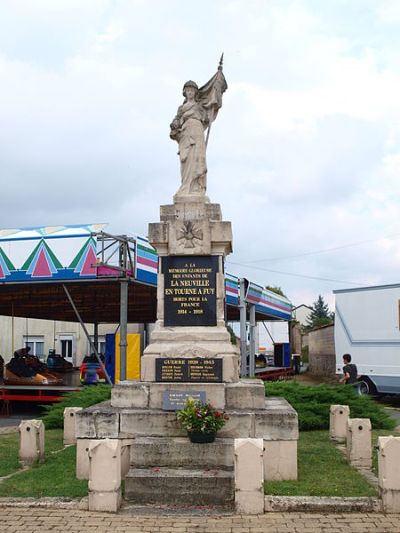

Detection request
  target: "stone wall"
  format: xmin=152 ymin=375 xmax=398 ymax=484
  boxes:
xmin=290 ymin=324 xmax=302 ymax=354
xmin=308 ymin=324 xmax=335 ymax=377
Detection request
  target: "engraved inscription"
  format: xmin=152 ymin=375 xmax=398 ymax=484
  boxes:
xmin=156 ymin=358 xmax=223 ymax=383
xmin=162 ymin=256 xmax=217 ymax=326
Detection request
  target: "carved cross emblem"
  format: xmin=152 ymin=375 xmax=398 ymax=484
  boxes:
xmin=177 ymin=221 xmax=203 ymax=248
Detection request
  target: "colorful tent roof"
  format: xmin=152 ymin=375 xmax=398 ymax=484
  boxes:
xmin=0 ymin=223 xmax=107 ymax=242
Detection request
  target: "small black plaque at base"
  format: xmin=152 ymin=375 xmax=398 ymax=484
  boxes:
xmin=162 ymin=390 xmax=206 ymax=411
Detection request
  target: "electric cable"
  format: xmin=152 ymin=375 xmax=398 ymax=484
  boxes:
xmin=237 ymin=232 xmax=400 ymax=264
xmin=226 ymin=260 xmax=368 ymax=286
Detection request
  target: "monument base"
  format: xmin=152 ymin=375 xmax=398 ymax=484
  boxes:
xmin=76 ymin=380 xmax=298 ymax=507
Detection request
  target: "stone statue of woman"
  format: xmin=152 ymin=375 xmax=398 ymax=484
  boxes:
xmin=170 ymin=57 xmax=228 ymax=197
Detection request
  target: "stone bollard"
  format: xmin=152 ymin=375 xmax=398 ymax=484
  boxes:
xmin=329 ymin=405 xmax=350 ymax=442
xmin=234 ymin=438 xmax=264 ymax=514
xmin=63 ymin=407 xmax=83 ymax=446
xmin=346 ymin=418 xmax=372 ymax=469
xmin=19 ymin=419 xmax=45 ymax=466
xmin=263 ymin=440 xmax=297 ymax=481
xmin=378 ymin=436 xmax=400 ymax=512
xmin=76 ymin=439 xmax=91 ymax=480
xmin=77 ymin=438 xmax=133 ymax=481
xmin=88 ymin=439 xmax=122 ymax=512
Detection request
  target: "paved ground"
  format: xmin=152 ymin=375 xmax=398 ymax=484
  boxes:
xmin=0 ymin=507 xmax=400 ymax=532
xmin=0 ymin=402 xmax=45 ymax=428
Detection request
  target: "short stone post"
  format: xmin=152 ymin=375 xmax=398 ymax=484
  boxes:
xmin=346 ymin=418 xmax=372 ymax=469
xmin=88 ymin=439 xmax=122 ymax=512
xmin=19 ymin=419 xmax=45 ymax=466
xmin=76 ymin=439 xmax=90 ymax=480
xmin=263 ymin=441 xmax=298 ymax=481
xmin=63 ymin=407 xmax=82 ymax=446
xmin=378 ymin=436 xmax=400 ymax=512
xmin=329 ymin=405 xmax=350 ymax=442
xmin=234 ymin=438 xmax=264 ymax=514
xmin=77 ymin=438 xmax=133 ymax=481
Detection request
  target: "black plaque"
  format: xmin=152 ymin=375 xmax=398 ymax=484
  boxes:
xmin=162 ymin=390 xmax=206 ymax=411
xmin=155 ymin=358 xmax=186 ymax=382
xmin=155 ymin=358 xmax=223 ymax=383
xmin=162 ymin=256 xmax=218 ymax=326
xmin=187 ymin=358 xmax=223 ymax=382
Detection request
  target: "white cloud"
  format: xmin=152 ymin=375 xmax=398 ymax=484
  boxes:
xmin=0 ymin=0 xmax=400 ymax=308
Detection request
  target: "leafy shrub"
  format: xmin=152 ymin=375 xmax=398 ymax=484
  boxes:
xmin=41 ymin=384 xmax=111 ymax=429
xmin=177 ymin=398 xmax=228 ymax=434
xmin=265 ymin=381 xmax=395 ymax=431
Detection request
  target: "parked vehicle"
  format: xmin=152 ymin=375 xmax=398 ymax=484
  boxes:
xmin=47 ymin=350 xmax=74 ymax=372
xmin=4 ymin=347 xmax=63 ymax=385
xmin=334 ymin=283 xmax=400 ymax=395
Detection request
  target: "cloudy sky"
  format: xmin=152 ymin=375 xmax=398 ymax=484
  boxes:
xmin=1 ymin=0 xmax=400 ymax=310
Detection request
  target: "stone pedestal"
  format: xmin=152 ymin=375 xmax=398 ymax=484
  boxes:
xmin=142 ymin=195 xmax=239 ymax=383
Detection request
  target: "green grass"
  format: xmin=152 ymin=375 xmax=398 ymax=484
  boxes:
xmin=0 ymin=433 xmax=21 ymax=477
xmin=265 ymin=430 xmax=377 ymax=497
xmin=0 ymin=429 xmax=67 ymax=478
xmin=265 ymin=381 xmax=395 ymax=431
xmin=41 ymin=384 xmax=111 ymax=429
xmin=0 ymin=429 xmax=87 ymax=497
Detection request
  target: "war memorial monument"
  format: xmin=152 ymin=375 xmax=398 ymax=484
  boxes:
xmin=76 ymin=59 xmax=298 ymax=512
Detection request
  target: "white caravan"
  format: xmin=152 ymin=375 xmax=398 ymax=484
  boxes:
xmin=334 ymin=284 xmax=400 ymax=395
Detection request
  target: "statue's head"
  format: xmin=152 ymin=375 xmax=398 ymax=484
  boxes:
xmin=183 ymin=80 xmax=198 ymax=98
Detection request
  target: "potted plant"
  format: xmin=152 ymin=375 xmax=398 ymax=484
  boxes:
xmin=177 ymin=397 xmax=228 ymax=443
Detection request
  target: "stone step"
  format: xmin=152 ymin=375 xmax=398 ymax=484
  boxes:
xmin=76 ymin=399 xmax=298 ymax=441
xmin=130 ymin=436 xmax=234 ymax=469
xmin=124 ymin=467 xmax=234 ymax=505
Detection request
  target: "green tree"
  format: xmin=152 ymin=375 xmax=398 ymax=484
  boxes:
xmin=306 ymin=295 xmax=333 ymax=329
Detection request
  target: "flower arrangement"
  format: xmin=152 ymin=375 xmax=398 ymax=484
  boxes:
xmin=177 ymin=397 xmax=228 ymax=436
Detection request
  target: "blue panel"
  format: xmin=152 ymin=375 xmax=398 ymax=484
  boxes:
xmin=105 ymin=334 xmax=116 ymax=384
xmin=226 ymin=294 xmax=238 ymax=306
xmin=136 ymin=269 xmax=157 ymax=286
xmin=255 ymin=303 xmax=291 ymax=320
xmin=4 ymin=268 xmax=97 ymax=282
xmin=283 ymin=343 xmax=291 ymax=367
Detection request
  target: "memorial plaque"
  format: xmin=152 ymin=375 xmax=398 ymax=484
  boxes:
xmin=187 ymin=358 xmax=223 ymax=382
xmin=155 ymin=358 xmax=223 ymax=383
xmin=162 ymin=256 xmax=218 ymax=326
xmin=162 ymin=390 xmax=206 ymax=411
xmin=155 ymin=358 xmax=186 ymax=382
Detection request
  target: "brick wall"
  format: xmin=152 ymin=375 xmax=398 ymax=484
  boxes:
xmin=308 ymin=324 xmax=335 ymax=377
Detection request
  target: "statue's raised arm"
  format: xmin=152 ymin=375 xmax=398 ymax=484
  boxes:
xmin=170 ymin=56 xmax=228 ymax=198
